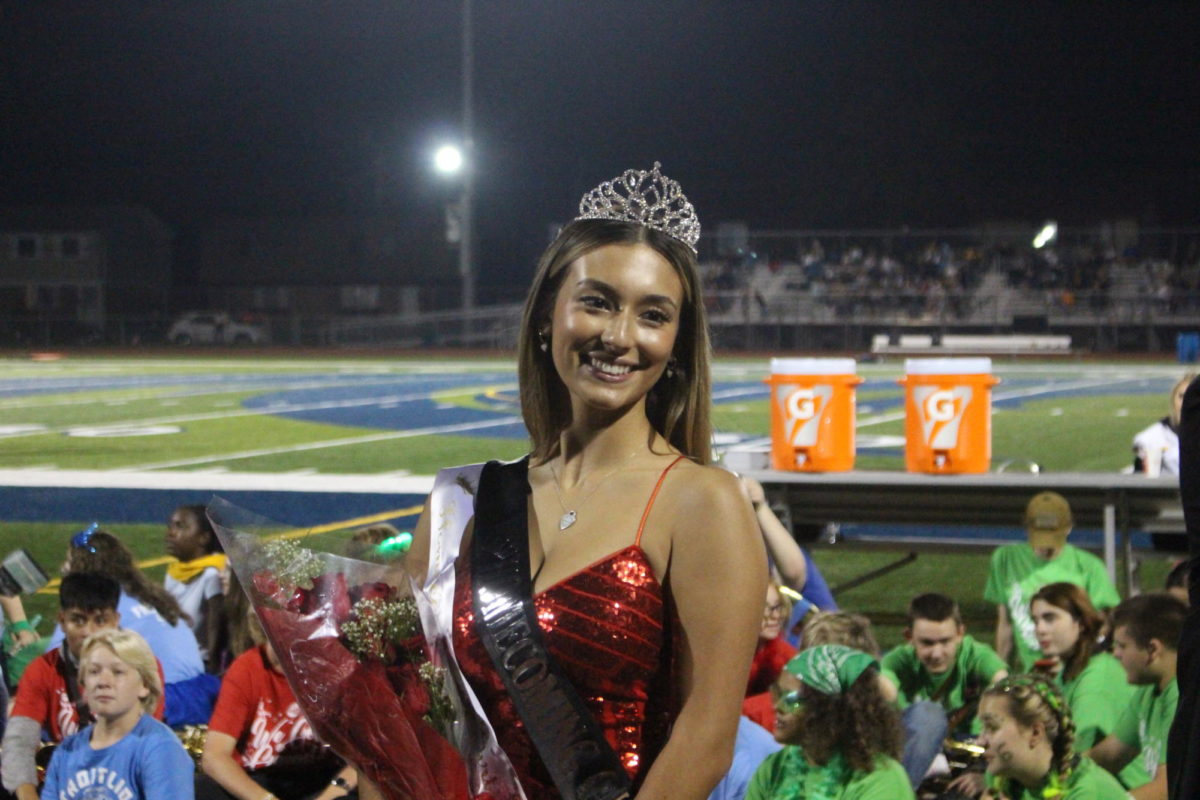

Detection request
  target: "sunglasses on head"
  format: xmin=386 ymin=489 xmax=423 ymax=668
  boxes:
xmin=71 ymin=522 xmax=101 ymax=553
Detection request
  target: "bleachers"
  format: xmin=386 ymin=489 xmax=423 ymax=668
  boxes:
xmin=870 ymin=333 xmax=1074 ymax=357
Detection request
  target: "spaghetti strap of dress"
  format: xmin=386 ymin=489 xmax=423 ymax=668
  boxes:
xmin=634 ymin=455 xmax=688 ymax=548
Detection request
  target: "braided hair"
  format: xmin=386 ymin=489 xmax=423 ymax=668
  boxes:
xmin=982 ymin=674 xmax=1078 ymax=797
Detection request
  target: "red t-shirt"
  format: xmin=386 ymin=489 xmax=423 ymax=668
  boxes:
xmin=742 ymin=691 xmax=776 ymax=733
xmin=207 ymin=646 xmax=314 ymax=770
xmin=11 ymin=645 xmax=166 ymax=742
xmin=745 ymin=636 xmax=796 ymax=697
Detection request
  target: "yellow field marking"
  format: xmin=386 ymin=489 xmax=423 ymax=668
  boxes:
xmin=38 ymin=503 xmax=426 ymax=594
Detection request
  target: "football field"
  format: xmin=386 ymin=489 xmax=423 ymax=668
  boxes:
xmin=0 ymin=352 xmax=1187 ymax=645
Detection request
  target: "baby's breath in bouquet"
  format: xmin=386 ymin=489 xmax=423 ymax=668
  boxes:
xmin=209 ymin=500 xmax=519 ymax=800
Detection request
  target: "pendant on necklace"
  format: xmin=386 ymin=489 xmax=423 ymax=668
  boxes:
xmin=559 ymin=510 xmax=577 ymax=531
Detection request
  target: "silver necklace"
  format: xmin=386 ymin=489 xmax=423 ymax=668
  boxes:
xmin=547 ymin=453 xmax=640 ymax=531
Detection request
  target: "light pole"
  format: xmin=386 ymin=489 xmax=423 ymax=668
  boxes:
xmin=459 ymin=0 xmax=475 ymax=315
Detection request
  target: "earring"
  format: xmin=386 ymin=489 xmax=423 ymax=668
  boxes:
xmin=666 ymin=357 xmax=678 ymax=379
xmin=538 ymin=330 xmax=549 ymax=353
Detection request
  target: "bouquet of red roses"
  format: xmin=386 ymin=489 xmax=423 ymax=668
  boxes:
xmin=209 ymin=498 xmax=524 ymax=800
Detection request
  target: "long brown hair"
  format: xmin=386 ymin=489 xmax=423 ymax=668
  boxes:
xmin=786 ymin=667 xmax=903 ymax=772
xmin=68 ymin=529 xmax=187 ymax=627
xmin=1030 ymin=582 xmax=1104 ymax=683
xmin=517 ymin=218 xmax=713 ymax=464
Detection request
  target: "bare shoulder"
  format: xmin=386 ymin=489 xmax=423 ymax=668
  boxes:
xmin=657 ymin=461 xmax=757 ymax=544
xmin=662 ymin=461 xmax=746 ymax=511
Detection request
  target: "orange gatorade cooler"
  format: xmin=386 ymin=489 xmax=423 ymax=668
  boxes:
xmin=765 ymin=358 xmax=863 ymax=472
xmin=899 ymin=358 xmax=1000 ymax=474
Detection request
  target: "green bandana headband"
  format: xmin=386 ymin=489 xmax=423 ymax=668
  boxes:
xmin=785 ymin=644 xmax=877 ymax=696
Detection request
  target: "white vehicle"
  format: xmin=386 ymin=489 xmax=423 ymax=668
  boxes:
xmin=167 ymin=312 xmax=269 ymax=345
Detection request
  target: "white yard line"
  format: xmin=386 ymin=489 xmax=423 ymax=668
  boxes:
xmin=0 ymin=372 xmax=509 ymax=411
xmin=116 ymin=416 xmax=523 ymax=471
xmin=0 ymin=383 xmax=518 ymax=440
xmin=0 ymin=467 xmax=435 ymax=494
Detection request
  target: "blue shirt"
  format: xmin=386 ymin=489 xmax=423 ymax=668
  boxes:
xmin=48 ymin=591 xmax=204 ymax=683
xmin=709 ymin=717 xmax=783 ymax=800
xmin=41 ymin=713 xmax=194 ymax=800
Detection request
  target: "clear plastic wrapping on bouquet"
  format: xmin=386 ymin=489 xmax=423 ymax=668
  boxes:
xmin=208 ymin=496 xmax=524 ymax=800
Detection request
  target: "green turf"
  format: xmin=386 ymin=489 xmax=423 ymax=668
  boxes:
xmin=0 ymin=355 xmax=1188 ymax=657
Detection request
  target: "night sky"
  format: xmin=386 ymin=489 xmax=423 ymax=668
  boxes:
xmin=3 ymin=2 xmax=1197 ymax=282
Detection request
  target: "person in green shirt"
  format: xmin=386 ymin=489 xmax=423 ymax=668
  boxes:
xmin=746 ymin=645 xmax=914 ymax=800
xmin=881 ymin=593 xmax=1008 ymax=791
xmin=1028 ymin=581 xmax=1147 ymax=788
xmin=882 ymin=592 xmax=1008 ymax=736
xmin=1087 ymin=593 xmax=1186 ymax=800
xmin=984 ymin=491 xmax=1121 ymax=672
xmin=976 ymin=674 xmax=1128 ymax=800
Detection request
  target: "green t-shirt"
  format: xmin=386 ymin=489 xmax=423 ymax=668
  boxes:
xmin=1113 ymin=677 xmax=1178 ymax=783
xmin=745 ymin=746 xmax=914 ymax=800
xmin=1058 ymin=652 xmax=1148 ymax=788
xmin=983 ymin=543 xmax=1121 ymax=671
xmin=880 ymin=634 xmax=1007 ymax=735
xmin=989 ymin=756 xmax=1129 ymax=800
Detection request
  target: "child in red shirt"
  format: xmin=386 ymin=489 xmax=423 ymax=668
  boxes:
xmin=1 ymin=573 xmax=164 ymax=800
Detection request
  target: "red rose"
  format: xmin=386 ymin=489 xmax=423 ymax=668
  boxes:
xmin=358 ymin=581 xmax=395 ymax=602
xmin=300 ymin=572 xmax=352 ymax=620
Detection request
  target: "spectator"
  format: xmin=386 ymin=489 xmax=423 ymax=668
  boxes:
xmin=882 ymin=592 xmax=1007 ymax=737
xmin=745 ymin=645 xmax=913 ymax=800
xmin=164 ymin=504 xmax=228 ymax=672
xmin=198 ymin=609 xmax=354 ymax=800
xmin=1087 ymin=593 xmax=1186 ymax=800
xmin=985 ymin=492 xmax=1120 ymax=671
xmin=883 ymin=592 xmax=1007 ymax=790
xmin=41 ymin=629 xmax=193 ymax=800
xmin=53 ymin=526 xmax=217 ymax=726
xmin=1 ymin=573 xmax=164 ymax=800
xmin=1132 ymin=374 xmax=1194 ymax=476
xmin=0 ymin=594 xmax=39 ymax=740
xmin=976 ymin=674 xmax=1127 ymax=799
xmin=1029 ymin=582 xmax=1145 ymax=788
xmin=746 ymin=581 xmax=797 ymax=697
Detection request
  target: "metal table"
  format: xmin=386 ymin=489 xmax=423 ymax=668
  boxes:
xmin=741 ymin=469 xmax=1183 ymax=594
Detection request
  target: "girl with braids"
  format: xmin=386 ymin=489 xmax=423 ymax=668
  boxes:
xmin=51 ymin=525 xmax=219 ymax=726
xmin=977 ymin=674 xmax=1126 ymax=799
xmin=746 ymin=644 xmax=913 ymax=800
xmin=1029 ymin=582 xmax=1148 ymax=788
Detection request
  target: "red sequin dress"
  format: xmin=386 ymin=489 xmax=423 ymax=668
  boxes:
xmin=452 ymin=457 xmax=684 ymax=800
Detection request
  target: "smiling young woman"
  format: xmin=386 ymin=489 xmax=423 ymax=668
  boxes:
xmin=372 ymin=164 xmax=767 ymax=800
xmin=977 ymin=675 xmax=1127 ymax=800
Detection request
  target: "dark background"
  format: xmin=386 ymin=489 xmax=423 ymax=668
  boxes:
xmin=3 ymin=2 xmax=1197 ymax=283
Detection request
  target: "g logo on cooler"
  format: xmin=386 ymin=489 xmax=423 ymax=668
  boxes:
xmin=925 ymin=390 xmax=956 ymax=423
xmin=787 ymin=388 xmax=816 ymax=420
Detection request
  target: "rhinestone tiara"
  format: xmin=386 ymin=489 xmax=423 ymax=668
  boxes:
xmin=575 ymin=162 xmax=700 ymax=253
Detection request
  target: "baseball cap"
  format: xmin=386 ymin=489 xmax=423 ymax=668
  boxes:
xmin=1024 ymin=491 xmax=1072 ymax=549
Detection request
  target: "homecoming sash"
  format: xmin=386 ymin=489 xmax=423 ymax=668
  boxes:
xmin=471 ymin=458 xmax=632 ymax=800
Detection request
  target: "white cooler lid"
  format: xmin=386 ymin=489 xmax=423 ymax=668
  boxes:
xmin=904 ymin=357 xmax=993 ymax=375
xmin=770 ymin=357 xmax=857 ymax=375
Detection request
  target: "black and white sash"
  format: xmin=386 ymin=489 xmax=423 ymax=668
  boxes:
xmin=471 ymin=458 xmax=632 ymax=800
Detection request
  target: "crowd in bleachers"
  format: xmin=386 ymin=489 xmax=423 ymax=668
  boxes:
xmin=702 ymin=235 xmax=1200 ymax=321
xmin=0 ymin=486 xmax=1189 ymax=800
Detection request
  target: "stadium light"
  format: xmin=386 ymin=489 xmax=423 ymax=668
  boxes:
xmin=1032 ymin=221 xmax=1058 ymax=249
xmin=434 ymin=144 xmax=464 ymax=175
